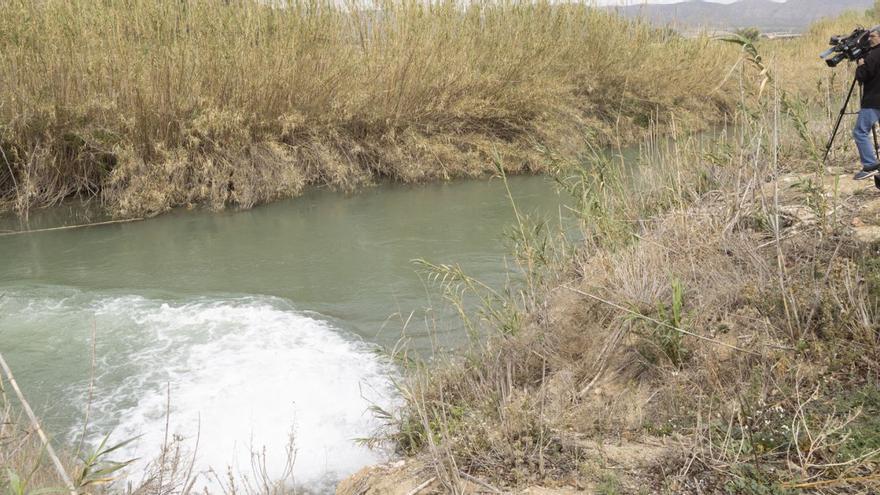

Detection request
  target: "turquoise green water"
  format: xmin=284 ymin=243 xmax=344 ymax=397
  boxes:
xmin=0 ymin=176 xmax=567 ymax=491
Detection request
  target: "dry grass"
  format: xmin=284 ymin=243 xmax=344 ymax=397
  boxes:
xmin=0 ymin=0 xmax=737 ymax=218
xmin=381 ymin=30 xmax=880 ymax=493
xmin=0 ymin=409 xmax=70 ymax=495
xmin=7 ymin=5 xmax=880 ymax=495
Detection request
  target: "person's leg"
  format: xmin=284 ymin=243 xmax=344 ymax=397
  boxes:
xmin=853 ymin=108 xmax=880 ymax=179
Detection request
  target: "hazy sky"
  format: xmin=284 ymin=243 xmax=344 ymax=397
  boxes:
xmin=594 ymin=0 xmax=786 ymax=4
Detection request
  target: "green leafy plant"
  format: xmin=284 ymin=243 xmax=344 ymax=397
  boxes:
xmin=632 ymin=278 xmax=691 ymax=368
xmin=74 ymin=433 xmax=138 ymax=490
xmin=596 ymin=472 xmax=623 ymax=495
xmin=725 ymin=463 xmax=794 ymax=495
xmin=656 ymin=279 xmax=689 ymax=367
xmin=412 ymin=259 xmax=523 ymax=338
xmin=792 ymin=175 xmax=829 ymax=222
xmin=734 ymin=27 xmax=762 ymax=43
xmin=719 ymin=33 xmax=772 ymax=98
xmin=780 ymin=92 xmax=820 ymax=160
xmin=3 ymin=469 xmax=58 ymax=495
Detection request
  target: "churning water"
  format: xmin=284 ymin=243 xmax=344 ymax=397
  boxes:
xmin=1 ymin=288 xmax=395 ymax=490
xmin=0 ymin=177 xmax=566 ymax=492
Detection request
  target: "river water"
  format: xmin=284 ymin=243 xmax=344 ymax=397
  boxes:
xmin=0 ymin=176 xmax=567 ymax=492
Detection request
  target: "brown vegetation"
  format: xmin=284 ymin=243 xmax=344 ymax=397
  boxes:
xmin=7 ymin=4 xmax=880 ymax=495
xmin=0 ymin=0 xmax=736 ymax=218
xmin=377 ymin=27 xmax=880 ymax=493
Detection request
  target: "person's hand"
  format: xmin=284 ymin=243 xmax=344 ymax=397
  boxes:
xmin=859 ymin=58 xmax=866 ymax=66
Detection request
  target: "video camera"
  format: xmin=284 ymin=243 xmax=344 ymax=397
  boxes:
xmin=820 ymin=28 xmax=872 ymax=67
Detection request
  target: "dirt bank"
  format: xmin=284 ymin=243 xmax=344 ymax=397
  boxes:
xmin=0 ymin=0 xmax=737 ymax=219
xmin=352 ymin=113 xmax=880 ymax=494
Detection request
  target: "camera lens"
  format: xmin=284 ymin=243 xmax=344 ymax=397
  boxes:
xmin=827 ymin=53 xmax=847 ymax=67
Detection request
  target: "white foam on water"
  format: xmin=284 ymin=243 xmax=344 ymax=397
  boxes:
xmin=1 ymin=288 xmax=398 ymax=493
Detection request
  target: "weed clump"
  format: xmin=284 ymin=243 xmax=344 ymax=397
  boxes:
xmin=380 ymin=64 xmax=880 ymax=491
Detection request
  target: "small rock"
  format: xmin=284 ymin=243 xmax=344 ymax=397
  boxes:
xmin=853 ymin=217 xmax=866 ymax=227
xmin=854 ymin=225 xmax=880 ymax=243
xmin=778 ymin=205 xmax=816 ymax=225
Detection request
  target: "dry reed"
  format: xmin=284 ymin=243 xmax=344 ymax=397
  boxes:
xmin=0 ymin=0 xmax=737 ymax=217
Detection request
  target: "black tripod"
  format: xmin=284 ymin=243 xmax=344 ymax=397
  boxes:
xmin=824 ymin=76 xmax=880 ymax=188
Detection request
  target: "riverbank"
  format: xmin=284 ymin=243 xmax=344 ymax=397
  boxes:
xmin=358 ymin=30 xmax=880 ymax=492
xmin=0 ymin=0 xmax=737 ymax=219
xmin=347 ymin=163 xmax=880 ymax=494
xmin=3 ymin=4 xmax=879 ymax=495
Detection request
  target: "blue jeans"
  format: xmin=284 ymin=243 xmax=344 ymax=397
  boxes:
xmin=853 ymin=108 xmax=880 ymax=168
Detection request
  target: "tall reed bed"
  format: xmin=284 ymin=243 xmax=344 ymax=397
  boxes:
xmin=0 ymin=0 xmax=736 ymax=217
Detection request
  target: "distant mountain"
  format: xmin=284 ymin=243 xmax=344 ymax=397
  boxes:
xmin=608 ymin=0 xmax=875 ymax=33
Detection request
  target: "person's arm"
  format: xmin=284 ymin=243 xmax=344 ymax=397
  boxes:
xmin=857 ymin=51 xmax=879 ymax=81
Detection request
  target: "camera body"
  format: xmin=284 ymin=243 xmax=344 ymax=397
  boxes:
xmin=820 ymin=28 xmax=872 ymax=67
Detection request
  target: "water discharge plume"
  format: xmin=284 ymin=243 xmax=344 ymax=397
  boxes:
xmin=0 ymin=288 xmax=398 ymax=492
xmin=0 ymin=172 xmax=573 ymax=492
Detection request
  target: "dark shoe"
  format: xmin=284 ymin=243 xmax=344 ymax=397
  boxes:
xmin=874 ymin=174 xmax=880 ymax=190
xmin=855 ymin=163 xmax=880 ymax=180
xmin=855 ymin=169 xmax=878 ymax=180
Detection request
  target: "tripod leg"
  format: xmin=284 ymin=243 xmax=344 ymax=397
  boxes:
xmin=824 ymin=77 xmax=859 ymax=163
xmin=872 ymin=124 xmax=880 ymax=189
xmin=873 ymin=122 xmax=879 ymax=161
xmin=873 ymin=121 xmax=880 ymax=189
